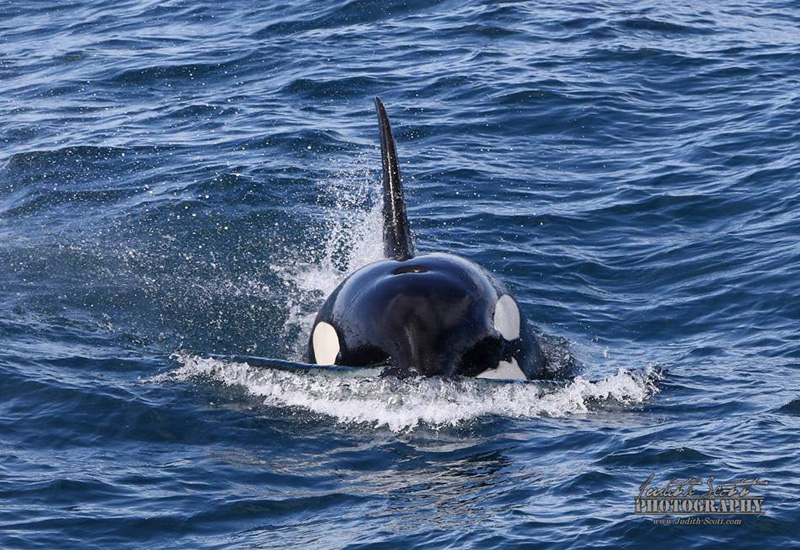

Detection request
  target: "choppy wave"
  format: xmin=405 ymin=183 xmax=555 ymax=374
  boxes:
xmin=3 ymin=0 xmax=800 ymax=548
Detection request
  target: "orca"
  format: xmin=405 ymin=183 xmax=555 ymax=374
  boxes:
xmin=306 ymin=98 xmax=547 ymax=380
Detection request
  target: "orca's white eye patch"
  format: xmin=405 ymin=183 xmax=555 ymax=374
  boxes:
xmin=493 ymin=294 xmax=520 ymax=341
xmin=312 ymin=322 xmax=340 ymax=365
xmin=476 ymin=357 xmax=526 ymax=381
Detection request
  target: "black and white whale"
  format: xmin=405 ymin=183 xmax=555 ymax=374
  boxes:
xmin=306 ymin=98 xmax=547 ymax=380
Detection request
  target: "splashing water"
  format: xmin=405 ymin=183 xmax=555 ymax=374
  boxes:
xmin=154 ymin=354 xmax=662 ymax=432
xmin=145 ymin=150 xmax=636 ymax=425
xmin=152 ymin=154 xmax=608 ymax=419
xmin=274 ymin=156 xmax=384 ymax=356
xmin=283 ymin=155 xmax=383 ymax=295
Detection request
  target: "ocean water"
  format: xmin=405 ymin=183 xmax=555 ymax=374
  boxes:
xmin=1 ymin=1 xmax=798 ymax=548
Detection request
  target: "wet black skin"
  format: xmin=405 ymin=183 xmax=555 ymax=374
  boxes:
xmin=307 ymin=253 xmax=546 ymax=378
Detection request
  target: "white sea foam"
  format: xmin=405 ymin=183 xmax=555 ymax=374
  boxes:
xmin=154 ymin=354 xmax=662 ymax=432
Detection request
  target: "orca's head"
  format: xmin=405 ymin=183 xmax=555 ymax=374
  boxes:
xmin=307 ymin=253 xmax=544 ymax=379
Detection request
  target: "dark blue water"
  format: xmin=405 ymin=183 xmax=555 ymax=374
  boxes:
xmin=1 ymin=1 xmax=798 ymax=548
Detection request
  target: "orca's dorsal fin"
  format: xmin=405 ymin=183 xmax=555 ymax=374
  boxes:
xmin=375 ymin=97 xmax=414 ymax=260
